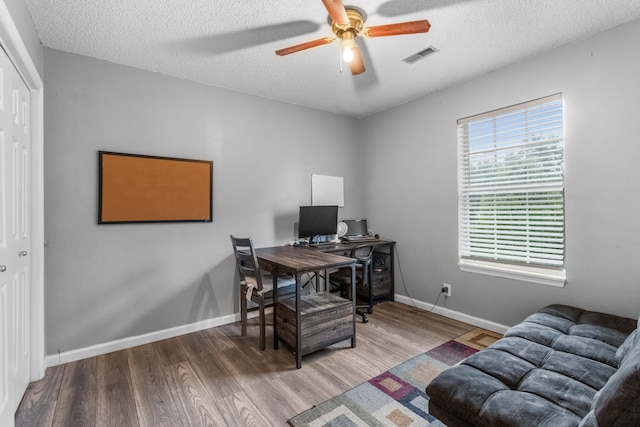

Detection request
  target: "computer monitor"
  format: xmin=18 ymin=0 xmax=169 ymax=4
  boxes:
xmin=298 ymin=205 xmax=339 ymax=242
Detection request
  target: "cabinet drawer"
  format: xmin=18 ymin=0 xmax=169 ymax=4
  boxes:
xmin=371 ymin=270 xmax=391 ymax=297
xmin=301 ymin=316 xmax=353 ymax=354
xmin=277 ymin=311 xmax=353 ymax=354
xmin=276 ymin=301 xmax=352 ymax=331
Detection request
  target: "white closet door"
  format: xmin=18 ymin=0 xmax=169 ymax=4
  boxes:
xmin=0 ymin=44 xmax=31 ymax=427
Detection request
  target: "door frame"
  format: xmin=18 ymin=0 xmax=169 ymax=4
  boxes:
xmin=0 ymin=4 xmax=45 ymax=381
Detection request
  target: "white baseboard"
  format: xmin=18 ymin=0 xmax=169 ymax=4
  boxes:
xmin=44 ymin=310 xmax=266 ymax=367
xmin=44 ymin=297 xmax=508 ymax=367
xmin=393 ymin=294 xmax=510 ymax=334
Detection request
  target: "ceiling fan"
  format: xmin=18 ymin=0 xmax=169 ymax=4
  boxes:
xmin=275 ymin=0 xmax=431 ymax=75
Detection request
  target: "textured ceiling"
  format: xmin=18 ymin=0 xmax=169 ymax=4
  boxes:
xmin=25 ymin=0 xmax=640 ymax=117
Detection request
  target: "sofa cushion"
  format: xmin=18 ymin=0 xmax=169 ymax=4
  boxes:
xmin=504 ymin=321 xmax=564 ymax=346
xmin=463 ymin=349 xmax=536 ymax=389
xmin=479 ymin=390 xmax=582 ymax=427
xmin=425 ymin=364 xmax=508 ymax=423
xmin=552 ymin=334 xmax=618 ymax=367
xmin=523 ymin=311 xmax=576 ymax=333
xmin=538 ymin=305 xmax=636 ymax=335
xmin=542 ymin=351 xmax=615 ymax=390
xmin=489 ymin=336 xmax=552 ymax=366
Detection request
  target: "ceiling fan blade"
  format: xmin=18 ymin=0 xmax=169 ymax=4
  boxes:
xmin=349 ymin=46 xmax=365 ymax=75
xmin=364 ymin=20 xmax=431 ymax=38
xmin=321 ymin=0 xmax=350 ymax=25
xmin=275 ymin=37 xmax=335 ymax=56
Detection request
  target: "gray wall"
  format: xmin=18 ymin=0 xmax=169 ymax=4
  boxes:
xmin=361 ymin=19 xmax=640 ymax=326
xmin=43 ymin=49 xmax=363 ymax=354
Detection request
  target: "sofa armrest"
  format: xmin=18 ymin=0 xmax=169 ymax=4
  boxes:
xmin=580 ymin=333 xmax=640 ymax=426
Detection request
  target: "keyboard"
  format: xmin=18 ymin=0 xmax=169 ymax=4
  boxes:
xmin=342 ymin=236 xmax=378 ymax=243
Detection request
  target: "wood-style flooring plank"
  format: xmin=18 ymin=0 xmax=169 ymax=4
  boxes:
xmin=376 ymin=303 xmax=471 ymax=339
xmin=177 ymin=331 xmax=243 ymax=400
xmin=214 ymin=391 xmax=272 ymax=427
xmin=96 ymin=350 xmax=131 ymax=386
xmin=127 ymin=343 xmax=182 ymax=427
xmin=163 ymin=362 xmax=228 ymax=427
xmin=154 ymin=336 xmax=188 ymax=367
xmin=96 ymin=381 xmax=140 ymax=427
xmin=96 ymin=352 xmax=139 ymax=427
xmin=16 ymin=301 xmax=478 ymax=426
xmin=15 ymin=365 xmax=65 ymax=427
xmin=51 ymin=358 xmax=98 ymax=427
xmin=235 ymin=372 xmax=312 ymax=423
xmin=201 ymin=326 xmax=290 ymax=383
xmin=280 ymin=357 xmax=363 ymax=410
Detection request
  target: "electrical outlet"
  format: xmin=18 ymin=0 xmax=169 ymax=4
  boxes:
xmin=442 ymin=283 xmax=452 ymax=297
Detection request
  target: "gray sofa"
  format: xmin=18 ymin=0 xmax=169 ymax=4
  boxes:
xmin=426 ymin=304 xmax=639 ymax=426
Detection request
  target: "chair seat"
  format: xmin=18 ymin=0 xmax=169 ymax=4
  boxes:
xmin=244 ymin=274 xmax=296 ymax=298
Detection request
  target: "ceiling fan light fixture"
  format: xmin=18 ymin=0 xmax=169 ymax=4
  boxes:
xmin=342 ymin=45 xmax=354 ymax=62
xmin=340 ymin=31 xmax=356 ymax=62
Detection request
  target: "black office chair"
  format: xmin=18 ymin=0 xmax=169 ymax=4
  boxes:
xmin=329 ymin=245 xmax=374 ymax=323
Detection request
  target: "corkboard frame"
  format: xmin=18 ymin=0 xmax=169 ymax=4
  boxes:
xmin=98 ymin=151 xmax=213 ymax=224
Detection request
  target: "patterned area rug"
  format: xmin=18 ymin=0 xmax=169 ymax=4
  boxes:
xmin=288 ymin=328 xmax=500 ymax=427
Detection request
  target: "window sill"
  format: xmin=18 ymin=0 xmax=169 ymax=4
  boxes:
xmin=458 ymin=259 xmax=566 ymax=288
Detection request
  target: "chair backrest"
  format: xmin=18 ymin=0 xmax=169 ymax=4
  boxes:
xmin=230 ymin=235 xmax=264 ymax=292
xmin=351 ymin=245 xmax=374 ymax=284
xmin=351 ymin=245 xmax=374 ymax=260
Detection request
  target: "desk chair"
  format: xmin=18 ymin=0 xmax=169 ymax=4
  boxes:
xmin=230 ymin=235 xmax=295 ymax=350
xmin=329 ymin=245 xmax=374 ymax=323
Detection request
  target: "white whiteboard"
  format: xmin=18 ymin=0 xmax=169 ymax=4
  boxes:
xmin=311 ymin=174 xmax=344 ymax=207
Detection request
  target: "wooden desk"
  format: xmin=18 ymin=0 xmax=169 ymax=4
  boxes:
xmin=255 ymin=246 xmax=356 ymax=368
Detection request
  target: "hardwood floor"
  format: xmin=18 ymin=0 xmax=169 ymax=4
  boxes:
xmin=16 ymin=301 xmax=475 ymax=426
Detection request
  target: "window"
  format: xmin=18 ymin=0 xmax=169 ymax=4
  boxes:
xmin=457 ymin=94 xmax=565 ymax=286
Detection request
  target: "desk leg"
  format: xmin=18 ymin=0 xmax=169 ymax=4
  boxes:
xmin=296 ymin=272 xmax=302 ymax=369
xmin=273 ymin=267 xmax=279 ymax=350
xmin=296 ymin=273 xmax=304 ymax=369
xmin=351 ymin=264 xmax=356 ymax=349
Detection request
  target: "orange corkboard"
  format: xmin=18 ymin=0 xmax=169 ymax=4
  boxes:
xmin=98 ymin=151 xmax=213 ymax=223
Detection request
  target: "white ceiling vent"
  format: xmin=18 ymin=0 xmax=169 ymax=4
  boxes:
xmin=403 ymin=46 xmax=439 ymax=64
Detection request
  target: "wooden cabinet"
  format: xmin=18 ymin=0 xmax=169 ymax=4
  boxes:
xmin=369 ymin=244 xmax=394 ymax=302
xmin=256 ymin=245 xmax=357 ymax=368
xmin=322 ymin=240 xmax=395 ymax=308
xmin=275 ymin=292 xmax=354 ymax=356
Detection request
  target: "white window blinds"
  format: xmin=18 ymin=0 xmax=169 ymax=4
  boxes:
xmin=457 ymin=94 xmax=565 ymax=270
